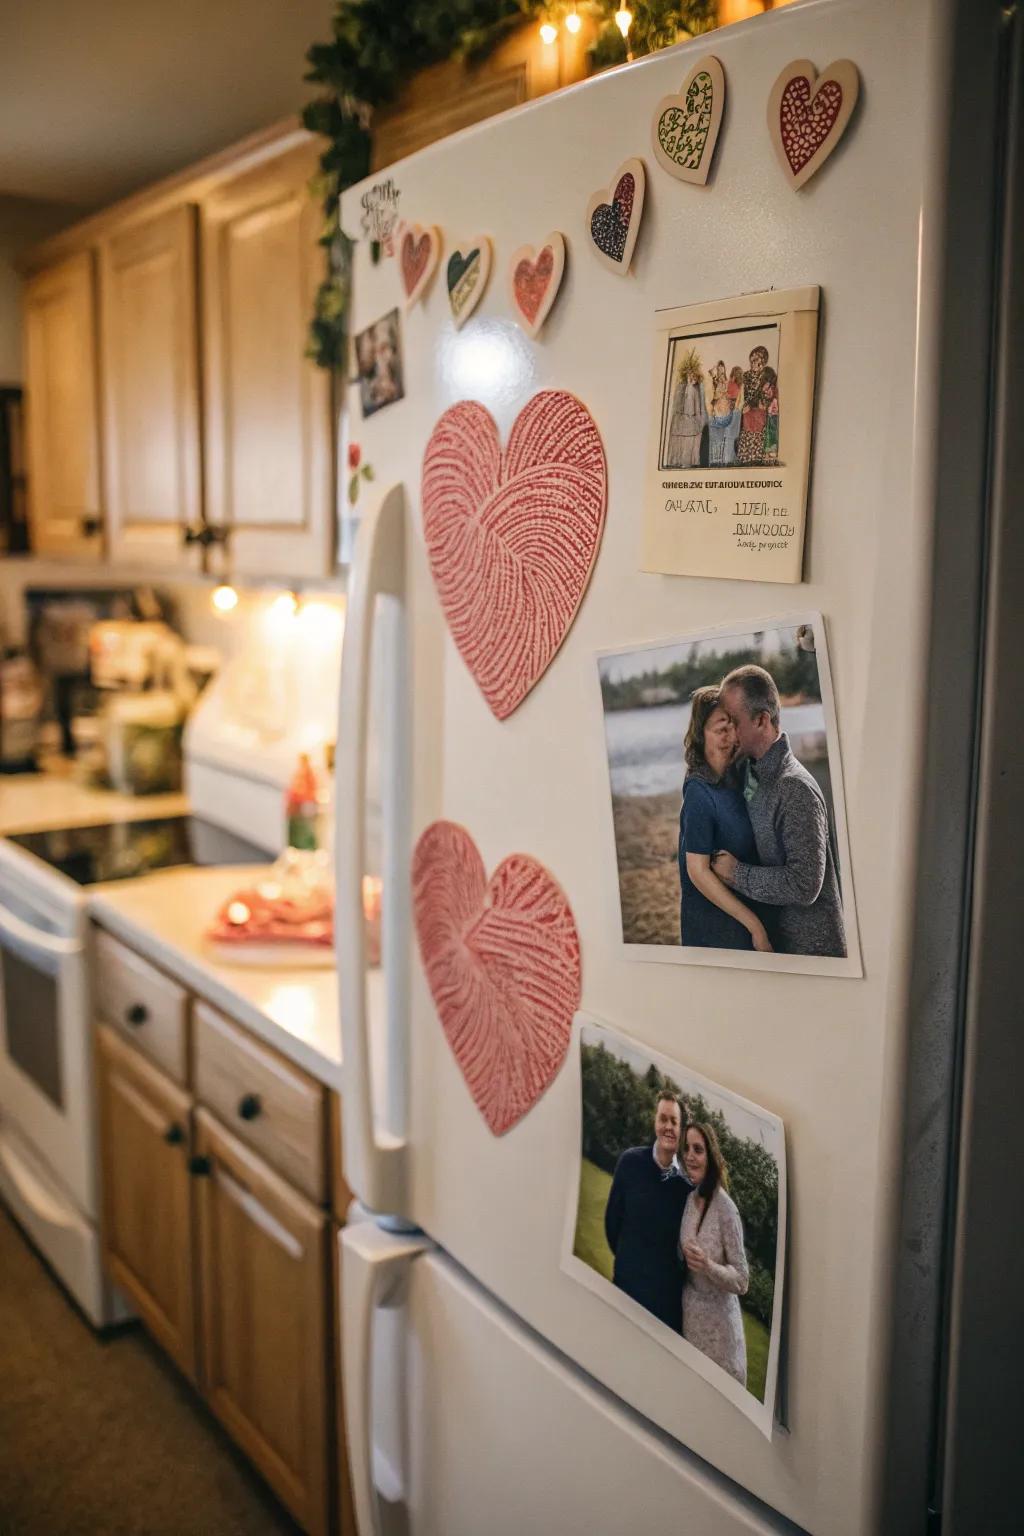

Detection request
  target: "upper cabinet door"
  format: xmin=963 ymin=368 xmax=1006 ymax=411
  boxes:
xmin=201 ymin=143 xmax=334 ymax=580
xmin=23 ymin=252 xmax=104 ymax=560
xmin=100 ymin=205 xmax=203 ymax=569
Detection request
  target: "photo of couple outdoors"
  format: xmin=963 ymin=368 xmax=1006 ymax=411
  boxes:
xmin=660 ymin=326 xmax=780 ymax=470
xmin=599 ymin=618 xmax=857 ymax=969
xmin=567 ymin=1023 xmax=784 ymax=1416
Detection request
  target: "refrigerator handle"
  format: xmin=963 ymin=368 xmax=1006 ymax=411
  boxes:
xmin=336 ymin=481 xmax=410 ymax=1216
xmin=341 ymin=1220 xmax=432 ymax=1536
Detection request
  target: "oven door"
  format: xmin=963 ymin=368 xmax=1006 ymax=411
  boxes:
xmin=0 ymin=895 xmax=94 ymax=1219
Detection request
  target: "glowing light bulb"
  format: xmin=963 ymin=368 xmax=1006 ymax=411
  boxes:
xmin=270 ymin=590 xmax=299 ymax=620
xmin=539 ymin=20 xmax=557 ymax=45
xmin=566 ymin=6 xmax=581 ymax=33
xmin=615 ymin=5 xmax=633 ymax=38
xmin=211 ymin=584 xmax=238 ymax=613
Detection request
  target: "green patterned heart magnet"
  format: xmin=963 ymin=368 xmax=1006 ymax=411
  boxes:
xmin=651 ymin=55 xmax=726 ymax=186
xmin=447 ymin=237 xmax=492 ymax=330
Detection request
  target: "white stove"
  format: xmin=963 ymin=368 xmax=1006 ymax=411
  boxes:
xmin=0 ymin=808 xmax=268 ymax=1325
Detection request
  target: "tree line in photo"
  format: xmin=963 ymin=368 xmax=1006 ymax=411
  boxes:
xmin=581 ymin=1041 xmax=778 ymax=1329
xmin=600 ymin=642 xmax=821 ymax=714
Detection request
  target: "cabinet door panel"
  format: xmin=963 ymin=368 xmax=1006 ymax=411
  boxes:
xmin=201 ymin=142 xmax=333 ymax=579
xmin=194 ymin=1108 xmax=331 ymax=1536
xmin=100 ymin=205 xmax=202 ymax=567
xmin=97 ymin=1025 xmax=195 ymax=1379
xmin=23 ymin=252 xmax=103 ymax=559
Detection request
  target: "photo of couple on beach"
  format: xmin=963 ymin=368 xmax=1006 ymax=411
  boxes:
xmin=565 ymin=1018 xmax=785 ymax=1431
xmin=598 ymin=615 xmax=860 ymax=975
xmin=660 ymin=324 xmax=781 ymax=470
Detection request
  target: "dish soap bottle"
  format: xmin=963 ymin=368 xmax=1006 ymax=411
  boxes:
xmin=285 ymin=752 xmax=320 ymax=850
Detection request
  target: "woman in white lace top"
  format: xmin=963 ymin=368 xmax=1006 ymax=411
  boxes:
xmin=679 ymin=1122 xmax=750 ymax=1385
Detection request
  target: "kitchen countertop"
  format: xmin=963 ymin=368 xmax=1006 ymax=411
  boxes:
xmin=89 ymin=865 xmax=344 ymax=1089
xmin=2 ymin=766 xmax=356 ymax=1092
xmin=0 ymin=766 xmax=188 ymax=836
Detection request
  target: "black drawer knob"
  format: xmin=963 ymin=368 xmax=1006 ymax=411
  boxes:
xmin=238 ymin=1093 xmax=262 ymax=1122
xmin=188 ymin=1155 xmax=211 ymax=1177
xmin=126 ymin=1003 xmax=148 ymax=1027
xmin=164 ymin=1123 xmax=185 ymax=1147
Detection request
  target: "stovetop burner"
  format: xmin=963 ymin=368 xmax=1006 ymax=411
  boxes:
xmin=7 ymin=815 xmax=270 ymax=886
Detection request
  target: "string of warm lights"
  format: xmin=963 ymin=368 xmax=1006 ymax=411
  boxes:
xmin=540 ymin=4 xmax=633 ymax=46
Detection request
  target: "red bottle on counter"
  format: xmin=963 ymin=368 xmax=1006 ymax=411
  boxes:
xmin=285 ymin=752 xmax=320 ymax=850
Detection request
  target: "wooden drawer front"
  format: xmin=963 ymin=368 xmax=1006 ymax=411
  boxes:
xmin=95 ymin=930 xmax=188 ymax=1083
xmin=194 ymin=1002 xmax=325 ymax=1203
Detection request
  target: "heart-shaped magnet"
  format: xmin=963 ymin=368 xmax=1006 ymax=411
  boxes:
xmin=412 ymin=820 xmax=581 ymax=1136
xmin=651 ymin=55 xmax=726 ymax=185
xmin=767 ymin=59 xmax=860 ymax=190
xmin=446 ymin=237 xmax=492 ymax=329
xmin=399 ymin=222 xmax=442 ymax=307
xmin=585 ymin=158 xmax=646 ymax=276
xmin=421 ymin=388 xmax=607 ymax=720
xmin=508 ymin=233 xmax=567 ymax=338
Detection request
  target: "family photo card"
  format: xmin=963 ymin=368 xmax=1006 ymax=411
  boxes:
xmin=562 ymin=1015 xmax=787 ymax=1437
xmin=353 ymin=307 xmax=404 ymax=418
xmin=643 ymin=286 xmax=820 ymax=583
xmin=596 ymin=611 xmax=862 ymax=978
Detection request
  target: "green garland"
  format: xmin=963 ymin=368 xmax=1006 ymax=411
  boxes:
xmin=303 ymin=0 xmax=717 ymax=369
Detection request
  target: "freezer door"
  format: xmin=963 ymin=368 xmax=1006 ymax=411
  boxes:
xmin=341 ymin=1222 xmax=799 ymax=1536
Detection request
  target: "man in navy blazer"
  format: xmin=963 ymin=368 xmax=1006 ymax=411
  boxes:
xmin=604 ymin=1092 xmax=692 ymax=1333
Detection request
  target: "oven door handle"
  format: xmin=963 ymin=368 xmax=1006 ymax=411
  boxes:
xmin=0 ymin=903 xmax=82 ymax=976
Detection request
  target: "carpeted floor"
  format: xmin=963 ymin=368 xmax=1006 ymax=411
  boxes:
xmin=0 ymin=1205 xmax=301 ymax=1535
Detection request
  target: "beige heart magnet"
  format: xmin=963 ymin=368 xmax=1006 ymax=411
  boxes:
xmin=651 ymin=55 xmax=726 ymax=186
xmin=508 ymin=234 xmax=567 ymax=338
xmin=767 ymin=59 xmax=860 ymax=190
xmin=585 ymin=158 xmax=646 ymax=276
xmin=446 ymin=237 xmax=492 ymax=329
xmin=399 ymin=222 xmax=442 ymax=307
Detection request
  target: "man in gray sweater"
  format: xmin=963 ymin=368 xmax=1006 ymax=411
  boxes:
xmin=712 ymin=665 xmax=847 ymax=959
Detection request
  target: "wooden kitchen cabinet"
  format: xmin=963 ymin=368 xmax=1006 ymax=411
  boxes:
xmin=200 ymin=141 xmax=333 ymax=580
xmin=93 ymin=926 xmax=345 ymax=1533
xmin=99 ymin=204 xmax=203 ymax=569
xmin=22 ymin=252 xmax=104 ymax=559
xmin=193 ymin=1107 xmax=332 ymax=1536
xmin=97 ymin=1024 xmax=196 ymax=1380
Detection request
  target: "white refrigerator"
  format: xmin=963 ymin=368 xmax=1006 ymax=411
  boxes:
xmin=333 ymin=0 xmax=1022 ymax=1532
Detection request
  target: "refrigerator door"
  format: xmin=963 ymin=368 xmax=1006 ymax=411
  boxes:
xmin=337 ymin=1 xmax=1004 ymax=1532
xmin=341 ymin=1221 xmax=800 ymax=1536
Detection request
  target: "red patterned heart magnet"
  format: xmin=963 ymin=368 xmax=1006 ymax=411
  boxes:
xmin=767 ymin=59 xmax=860 ymax=190
xmin=399 ymin=222 xmax=442 ymax=307
xmin=585 ymin=158 xmax=646 ymax=276
xmin=412 ymin=820 xmax=581 ymax=1136
xmin=508 ymin=233 xmax=567 ymax=339
xmin=421 ymin=389 xmax=607 ymax=720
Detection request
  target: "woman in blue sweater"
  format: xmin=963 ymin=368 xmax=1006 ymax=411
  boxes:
xmin=678 ymin=687 xmax=772 ymax=951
